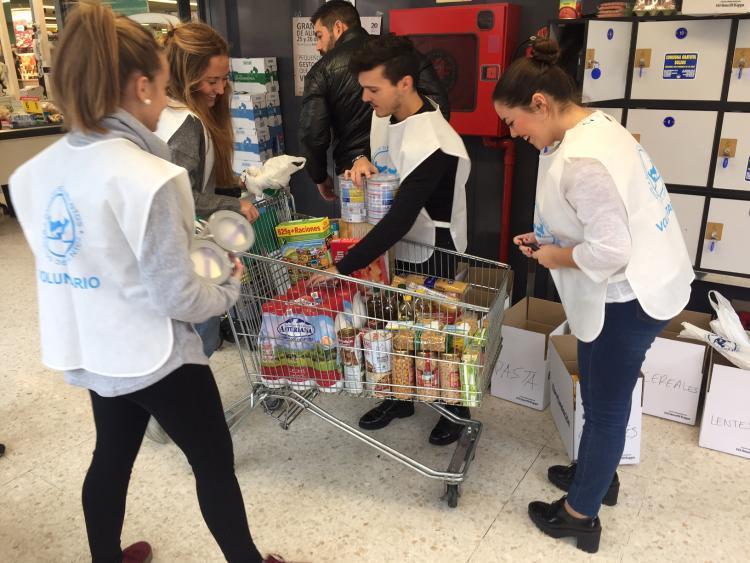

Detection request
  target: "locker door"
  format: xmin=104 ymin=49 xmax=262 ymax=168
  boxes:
xmin=669 ymin=193 xmax=705 ymax=266
xmin=714 ymin=112 xmax=750 ymax=193
xmin=631 ymin=20 xmax=731 ymax=101
xmin=728 ymin=20 xmax=750 ymax=103
xmin=626 ymin=109 xmax=717 ymax=187
xmin=583 ymin=21 xmax=633 ymax=102
xmin=700 ymin=198 xmax=750 ymax=275
xmin=597 ymin=107 xmax=623 ymax=123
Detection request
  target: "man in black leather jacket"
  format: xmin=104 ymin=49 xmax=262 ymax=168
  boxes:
xmin=299 ymin=1 xmax=450 ymax=201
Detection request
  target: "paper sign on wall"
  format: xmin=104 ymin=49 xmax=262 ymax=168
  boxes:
xmin=293 ymin=16 xmax=381 ymax=96
xmin=663 ymin=53 xmax=698 ymax=79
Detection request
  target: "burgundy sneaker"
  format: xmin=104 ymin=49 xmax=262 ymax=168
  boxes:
xmin=122 ymin=541 xmax=153 ymax=563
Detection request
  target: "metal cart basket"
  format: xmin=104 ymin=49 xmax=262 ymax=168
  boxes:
xmin=222 ymin=191 xmax=511 ymax=508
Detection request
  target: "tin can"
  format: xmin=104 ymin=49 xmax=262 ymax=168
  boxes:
xmin=344 ymin=364 xmax=364 ymax=395
xmin=366 ymin=370 xmax=391 ymax=398
xmin=363 ymin=329 xmax=393 ymax=373
xmin=439 ymin=353 xmax=462 ymax=404
xmin=337 ymin=328 xmax=362 ymax=366
xmin=391 ymin=354 xmax=416 ymax=399
xmin=415 ymin=351 xmax=440 ymax=401
xmin=339 ymin=175 xmax=367 ymax=223
xmin=365 ymin=173 xmax=399 ymax=225
xmin=460 ymin=348 xmax=481 ymax=407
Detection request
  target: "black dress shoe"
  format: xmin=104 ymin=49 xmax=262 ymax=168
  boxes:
xmin=428 ymin=406 xmax=470 ymax=446
xmin=548 ymin=462 xmax=620 ymax=506
xmin=528 ymin=496 xmax=601 ymax=553
xmin=358 ymin=399 xmax=414 ymax=430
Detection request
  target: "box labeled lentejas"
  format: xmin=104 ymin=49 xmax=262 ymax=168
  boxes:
xmin=699 ymin=350 xmax=750 ymax=460
xmin=549 ymin=334 xmax=643 ymax=465
xmin=641 ymin=310 xmax=711 ymax=425
xmin=490 ymin=298 xmax=567 ymax=410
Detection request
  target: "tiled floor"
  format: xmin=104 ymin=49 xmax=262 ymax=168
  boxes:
xmin=1 ymin=215 xmax=749 ymax=563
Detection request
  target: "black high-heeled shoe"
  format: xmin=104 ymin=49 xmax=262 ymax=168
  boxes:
xmin=547 ymin=462 xmax=620 ymax=506
xmin=528 ymin=496 xmax=602 ymax=554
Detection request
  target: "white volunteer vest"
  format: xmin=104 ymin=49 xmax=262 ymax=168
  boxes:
xmin=370 ymin=99 xmax=470 ymax=263
xmin=535 ymin=111 xmax=694 ymax=342
xmin=156 ymin=103 xmax=215 ymax=191
xmin=10 ymin=137 xmax=195 ymax=376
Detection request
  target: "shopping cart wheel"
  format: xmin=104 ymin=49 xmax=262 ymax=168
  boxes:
xmin=144 ymin=416 xmax=171 ymax=445
xmin=263 ymin=397 xmax=283 ymax=412
xmin=444 ymin=484 xmax=460 ymax=508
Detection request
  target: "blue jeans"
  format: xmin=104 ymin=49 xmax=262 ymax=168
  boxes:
xmin=567 ymin=300 xmax=669 ymax=517
xmin=195 ymin=316 xmax=222 ymax=358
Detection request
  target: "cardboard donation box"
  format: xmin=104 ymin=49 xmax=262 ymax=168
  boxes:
xmin=699 ymin=351 xmax=750 ymax=460
xmin=549 ymin=335 xmax=643 ymax=465
xmin=641 ymin=310 xmax=711 ymax=425
xmin=490 ymin=298 xmax=567 ymax=410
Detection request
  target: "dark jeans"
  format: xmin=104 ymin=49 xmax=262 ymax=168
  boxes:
xmin=195 ymin=316 xmax=222 ymax=357
xmin=83 ymin=364 xmax=262 ymax=563
xmin=567 ymin=300 xmax=668 ymax=517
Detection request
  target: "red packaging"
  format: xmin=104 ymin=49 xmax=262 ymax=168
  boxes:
xmin=330 ymin=238 xmax=390 ymax=285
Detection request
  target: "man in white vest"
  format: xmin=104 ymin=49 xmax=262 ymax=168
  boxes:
xmin=311 ymin=33 xmax=471 ymax=446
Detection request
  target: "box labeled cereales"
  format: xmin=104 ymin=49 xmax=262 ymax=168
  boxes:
xmin=490 ymin=298 xmax=567 ymax=410
xmin=549 ymin=334 xmax=643 ymax=465
xmin=641 ymin=310 xmax=711 ymax=425
xmin=698 ymin=351 xmax=750 ymax=460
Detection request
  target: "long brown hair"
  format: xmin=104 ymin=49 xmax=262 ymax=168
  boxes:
xmin=163 ymin=23 xmax=235 ymax=187
xmin=52 ymin=1 xmax=161 ymax=133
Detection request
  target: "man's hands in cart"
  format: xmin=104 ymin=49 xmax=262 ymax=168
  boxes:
xmin=513 ymin=232 xmax=575 ymax=270
xmin=345 ymin=156 xmax=378 ymax=187
xmin=317 ymin=175 xmax=337 ymax=202
xmin=309 ymin=265 xmax=340 ymax=286
xmin=230 ymin=255 xmax=245 ymax=280
xmin=239 ymin=199 xmax=260 ymax=223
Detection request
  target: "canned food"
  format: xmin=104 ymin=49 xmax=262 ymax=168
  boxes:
xmin=415 ymin=351 xmax=440 ymax=401
xmin=365 ymin=173 xmax=399 ymax=225
xmin=438 ymin=353 xmax=462 ymax=404
xmin=339 ymin=175 xmax=367 ymax=223
xmin=460 ymin=348 xmax=481 ymax=407
xmin=366 ymin=370 xmax=391 ymax=398
xmin=344 ymin=364 xmax=364 ymax=395
xmin=338 ymin=328 xmax=362 ymax=366
xmin=363 ymin=329 xmax=393 ymax=373
xmin=391 ymin=354 xmax=416 ymax=399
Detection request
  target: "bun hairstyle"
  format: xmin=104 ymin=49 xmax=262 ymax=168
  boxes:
xmin=492 ymin=38 xmax=578 ymax=108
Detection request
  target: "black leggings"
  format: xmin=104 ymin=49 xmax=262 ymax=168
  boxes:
xmin=83 ymin=364 xmax=263 ymax=563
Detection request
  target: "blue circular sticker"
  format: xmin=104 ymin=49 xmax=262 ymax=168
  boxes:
xmin=607 ymin=28 xmax=614 ymax=40
xmin=591 ymin=67 xmax=602 ymax=80
xmin=663 ymin=116 xmax=675 ymax=128
xmin=676 ymin=27 xmax=688 ymax=39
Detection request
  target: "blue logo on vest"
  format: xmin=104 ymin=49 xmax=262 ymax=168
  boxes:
xmin=44 ymin=188 xmax=84 ymax=265
xmin=638 ymin=148 xmax=666 ymax=201
xmin=372 ymin=146 xmax=398 ymax=175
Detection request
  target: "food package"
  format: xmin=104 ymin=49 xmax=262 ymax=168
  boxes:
xmin=402 ymin=274 xmax=469 ymax=300
xmin=259 ymin=280 xmax=357 ymax=391
xmin=330 ymin=238 xmax=390 ymax=284
xmin=275 ymin=217 xmax=333 ymax=277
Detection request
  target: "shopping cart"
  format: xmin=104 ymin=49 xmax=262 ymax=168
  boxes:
xmin=221 ymin=191 xmax=511 ymax=508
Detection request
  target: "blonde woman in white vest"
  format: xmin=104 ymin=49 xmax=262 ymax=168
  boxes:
xmin=10 ymin=3 xmax=285 ymax=562
xmin=493 ymin=38 xmax=693 ymax=553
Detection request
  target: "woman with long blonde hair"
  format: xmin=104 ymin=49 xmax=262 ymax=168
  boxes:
xmin=157 ymin=22 xmax=258 ymax=356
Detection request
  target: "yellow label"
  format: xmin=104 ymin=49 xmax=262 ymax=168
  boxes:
xmin=21 ymin=98 xmax=42 ymax=114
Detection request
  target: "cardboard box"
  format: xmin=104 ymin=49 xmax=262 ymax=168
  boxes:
xmin=266 ymin=91 xmax=281 ymax=107
xmin=455 ymin=263 xmax=513 ymax=310
xmin=549 ymin=334 xmax=643 ymax=464
xmin=233 ymin=149 xmax=272 ymax=174
xmin=231 ymin=81 xmax=279 ymax=95
xmin=641 ymin=310 xmax=711 ymax=425
xmin=230 ymin=93 xmax=267 ymax=120
xmin=231 ymin=57 xmax=277 ymax=73
xmin=490 ymin=298 xmax=567 ymax=410
xmin=698 ymin=351 xmax=750 ymax=460
xmin=681 ymin=0 xmax=750 ymax=15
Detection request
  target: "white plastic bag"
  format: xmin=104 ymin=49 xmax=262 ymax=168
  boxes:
xmin=679 ymin=323 xmax=750 ymax=370
xmin=240 ymin=155 xmax=306 ymax=197
xmin=708 ymin=290 xmax=750 ymax=347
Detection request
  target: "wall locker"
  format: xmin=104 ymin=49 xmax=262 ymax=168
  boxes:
xmin=582 ymin=21 xmax=633 ymax=103
xmin=700 ymin=198 xmax=750 ymax=275
xmin=669 ymin=193 xmax=705 ymax=266
xmin=630 ymin=20 xmax=731 ymax=101
xmin=597 ymin=107 xmax=624 ymax=123
xmin=714 ymin=112 xmax=750 ymax=193
xmin=626 ymin=109 xmax=717 ymax=187
xmin=728 ymin=20 xmax=750 ymax=103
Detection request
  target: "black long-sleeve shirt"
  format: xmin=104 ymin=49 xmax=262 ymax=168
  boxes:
xmin=336 ymin=102 xmax=458 ymax=276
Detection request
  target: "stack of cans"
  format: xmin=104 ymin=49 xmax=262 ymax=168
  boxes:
xmin=366 ymin=173 xmax=400 ymax=225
